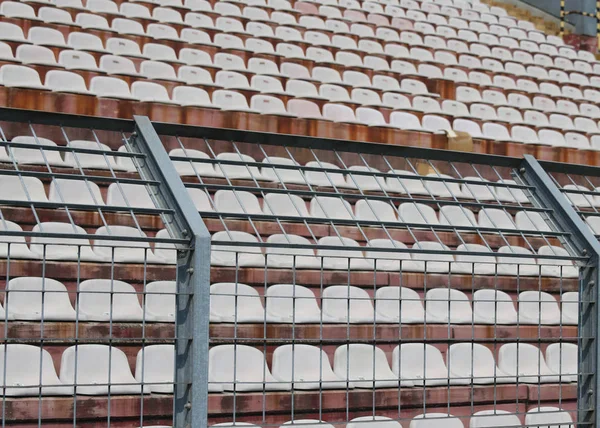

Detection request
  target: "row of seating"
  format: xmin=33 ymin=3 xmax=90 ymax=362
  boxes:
xmin=211 ymin=409 xmax=575 ymax=428
xmin=208 ymin=342 xmax=576 ymax=391
xmin=1 ymin=277 xmax=174 ymax=322
xmin=1 ymin=343 xmax=172 ymax=396
xmin=210 ymin=282 xmax=578 ymax=325
xmin=2 ymin=277 xmax=577 ymax=325
xmin=212 ymin=231 xmax=577 ymax=276
xmin=0 ymin=220 xmax=172 ymax=263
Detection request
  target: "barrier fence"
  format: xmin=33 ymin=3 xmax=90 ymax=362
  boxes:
xmin=0 ymin=108 xmax=598 ymax=427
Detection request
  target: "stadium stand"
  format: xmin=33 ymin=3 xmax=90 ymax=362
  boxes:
xmin=0 ymin=0 xmax=597 ymax=426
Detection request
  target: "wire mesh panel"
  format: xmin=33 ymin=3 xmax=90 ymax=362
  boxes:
xmin=0 ymin=110 xmax=200 ymax=427
xmin=146 ymin=125 xmax=593 ymax=428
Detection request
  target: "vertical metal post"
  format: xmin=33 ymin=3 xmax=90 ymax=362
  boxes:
xmin=561 ymin=0 xmax=566 ymax=37
xmin=520 ymin=155 xmax=600 ymax=427
xmin=130 ymin=116 xmax=211 ymax=428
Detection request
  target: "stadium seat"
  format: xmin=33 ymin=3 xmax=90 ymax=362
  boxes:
xmin=30 ymin=222 xmax=99 ymax=261
xmin=375 ymin=286 xmax=425 ymax=323
xmin=262 ymin=192 xmax=309 ymax=217
xmin=5 ymin=136 xmax=65 ymax=166
xmin=214 ymin=190 xmax=263 ymax=215
xmin=365 ymin=239 xmax=417 ymax=271
xmin=0 ymin=176 xmax=48 ymax=202
xmin=6 ymin=277 xmax=77 ymax=321
xmin=322 ymin=285 xmax=381 ymax=323
xmin=107 ymin=183 xmax=154 ymax=208
xmin=1 ymin=345 xmax=73 ymax=396
xmin=209 ymin=345 xmax=290 ymax=391
xmin=545 ymin=343 xmax=578 ymax=382
xmin=478 ymin=208 xmax=517 ymax=230
xmin=398 ymin=202 xmax=439 ymax=225
xmin=170 ymin=148 xmax=220 ymax=177
xmin=498 ymin=343 xmax=560 ymax=383
xmin=210 ymin=282 xmax=265 ymax=323
xmin=63 ymin=140 xmax=122 ymax=170
xmin=93 ymin=225 xmax=163 ymax=263
xmin=272 ymin=344 xmax=348 ymax=389
xmin=410 ymin=414 xmax=464 ymax=428
xmin=518 ymin=291 xmax=562 ymax=325
xmin=215 ymin=153 xmax=263 ymax=179
xmin=469 ymin=410 xmax=521 ymax=427
xmin=537 ymin=245 xmax=579 ymax=277
xmin=439 ymin=206 xmax=477 ymax=227
xmin=60 ymin=345 xmax=148 ymax=394
xmin=317 ymin=236 xmax=373 ymax=270
xmin=425 ymin=288 xmax=473 ymax=324
xmin=561 ymin=292 xmax=579 ymax=325
xmin=524 ymin=407 xmax=573 ymax=427
xmin=472 ymin=289 xmax=518 ymax=324
xmin=410 ymin=242 xmax=454 ymax=273
xmin=266 ymin=284 xmax=334 ymax=323
xmin=145 ymin=281 xmax=176 ymax=322
xmin=451 ymin=244 xmax=497 ymax=275
xmin=0 ymin=221 xmax=37 ymax=259
xmin=334 ymin=344 xmax=402 ymax=388
xmin=265 ymin=234 xmax=320 ymax=269
xmin=78 ymin=279 xmax=144 ymax=321
xmin=347 ymin=417 xmax=402 ymax=428
xmin=496 ymin=245 xmax=540 ymax=276
xmin=394 ymin=344 xmax=453 ymax=386
xmin=310 ymin=196 xmax=354 ymax=220
xmin=447 ymin=343 xmax=515 ymax=385
xmin=135 ymin=345 xmax=174 ymax=393
xmin=210 ymin=231 xmax=265 ymax=267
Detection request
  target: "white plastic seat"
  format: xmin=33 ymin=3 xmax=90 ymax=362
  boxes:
xmin=452 ymin=244 xmax=497 ymax=275
xmin=211 ymin=231 xmax=265 ymax=267
xmin=132 ymin=81 xmax=173 ymax=103
xmin=473 ymin=289 xmax=518 ymax=325
xmin=461 ymin=177 xmax=496 ymax=200
xmin=210 ymin=282 xmax=265 ymax=323
xmin=545 ymin=343 xmax=578 ymax=382
xmin=170 ymin=148 xmax=220 ymax=177
xmin=454 ymin=119 xmax=483 ymax=138
xmin=93 ymin=225 xmax=162 ymax=263
xmin=16 ymin=44 xmax=58 ymax=66
xmin=410 ymin=242 xmax=454 ymax=273
xmin=478 ymin=208 xmax=516 ymax=230
xmin=305 ymin=161 xmax=350 ymax=188
xmin=375 ymin=286 xmax=424 ymax=324
xmin=364 ymin=239 xmax=417 ymax=272
xmin=525 ymin=407 xmax=573 ymax=428
xmin=265 ymin=234 xmax=319 ymax=269
xmin=214 ymin=153 xmax=262 ymax=179
xmin=470 ymin=410 xmax=521 ymax=427
xmin=209 ymin=345 xmax=289 ymax=391
xmin=448 ymin=343 xmax=515 ymax=385
xmin=1 ymin=345 xmax=72 ymax=396
xmin=107 ymin=183 xmax=154 ymax=208
xmin=78 ymin=279 xmax=144 ymax=321
xmin=266 ymin=284 xmax=333 ymax=324
xmin=334 ymin=344 xmax=401 ymax=388
xmin=90 ymin=76 xmax=135 ymax=100
xmin=60 ymin=345 xmax=148 ymax=394
xmin=498 ymin=343 xmax=561 ymax=383
xmin=49 ymin=178 xmax=104 ymax=206
xmin=317 ymin=236 xmax=372 ymax=270
xmin=272 ymin=344 xmax=347 ymax=390
xmin=1 ymin=1 xmax=36 ymax=18
xmin=322 ymin=285 xmax=379 ymax=323
xmin=399 ymin=202 xmax=438 ymax=225
xmin=0 ymin=221 xmax=36 ymax=259
xmin=518 ymin=291 xmax=562 ymax=325
xmin=145 ymin=281 xmax=176 ymax=322
xmin=260 ymin=157 xmax=305 ymax=185
xmin=496 ymin=245 xmax=540 ymax=276
xmin=561 ymin=291 xmax=578 ymax=325
xmin=0 ymin=175 xmax=47 ymax=202
xmin=348 ymin=417 xmax=402 ymax=428
xmin=30 ymin=222 xmax=98 ymax=261
xmin=6 ymin=277 xmax=76 ymax=321
xmin=394 ymin=344 xmax=451 ymax=386
xmin=439 ymin=206 xmax=477 ymax=228
xmin=537 ymin=245 xmax=579 ymax=278
xmin=425 ymin=288 xmax=473 ymax=324
xmin=135 ymin=345 xmax=174 ymax=393
xmin=75 ymin=13 xmax=110 ymax=30
xmin=310 ymin=196 xmax=353 ymax=220
xmin=423 ymin=173 xmax=462 ymax=198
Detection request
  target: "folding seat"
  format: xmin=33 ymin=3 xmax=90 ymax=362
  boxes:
xmin=521 ymin=40 xmax=540 ymax=52
xmin=16 ymin=45 xmax=57 ymax=66
xmin=470 ymin=410 xmax=521 ymax=427
xmin=456 ymin=87 xmax=482 ymax=104
xmin=1 ymin=345 xmax=73 ymax=396
xmin=320 ymin=5 xmax=342 ymax=19
xmin=561 ymin=292 xmax=579 ymax=325
xmin=489 ymin=47 xmax=513 ymax=63
xmin=304 ymin=161 xmax=350 ymax=188
xmin=515 ymin=211 xmax=552 ymax=232
xmin=209 ymin=282 xmax=265 ymax=322
xmin=453 ymin=119 xmax=484 ymax=138
xmin=494 ymin=179 xmax=529 ymax=203
xmin=49 ymin=178 xmax=104 ymax=206
xmin=209 ymin=345 xmax=289 ymax=391
xmin=466 ymin=72 xmax=492 ymax=88
xmin=211 ymin=231 xmax=265 ymax=267
xmin=78 ymin=279 xmax=144 ymax=321
xmin=518 ymin=290 xmax=562 ymax=325
xmin=448 ymin=343 xmax=515 ymax=385
xmin=498 ymin=343 xmax=560 ymax=383
xmin=394 ymin=344 xmax=453 ymax=386
xmin=538 ymin=245 xmax=579 ymax=278
xmin=322 ymin=285 xmax=381 ymax=323
xmin=334 ymin=344 xmax=402 ymax=388
xmin=425 ymin=287 xmax=473 ymax=324
xmin=410 ymin=242 xmax=454 ymax=273
xmin=6 ymin=277 xmax=77 ymax=321
xmin=525 ymin=407 xmax=574 ymax=427
xmin=478 ymin=208 xmax=516 ymax=230
xmin=0 ymin=1 xmax=36 ymax=18
xmin=526 ymin=66 xmax=550 ymax=82
xmin=184 ymin=12 xmax=214 ymax=29
xmin=107 ymin=183 xmax=154 ymax=208
xmin=316 ymin=236 xmax=373 ymax=270
xmin=61 ymin=345 xmax=147 ymax=394
xmin=75 ymin=13 xmax=111 ymax=30
xmin=478 ymin=33 xmax=499 ymax=46
xmin=407 ymin=10 xmax=427 ymax=23
xmin=28 ymin=26 xmax=67 ymax=48
xmin=268 ymin=0 xmax=293 ymax=10
xmin=214 ymin=190 xmax=262 ymax=215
